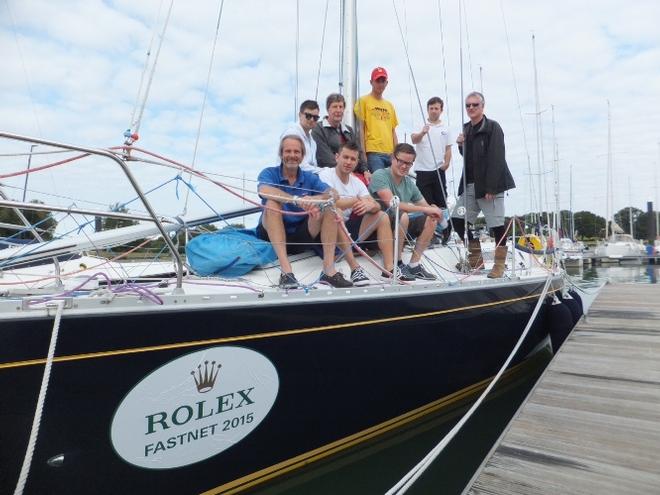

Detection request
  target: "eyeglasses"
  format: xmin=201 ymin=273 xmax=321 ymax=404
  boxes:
xmin=465 ymin=102 xmax=481 ymax=109
xmin=394 ymin=156 xmax=414 ymax=168
xmin=303 ymin=112 xmax=320 ymax=121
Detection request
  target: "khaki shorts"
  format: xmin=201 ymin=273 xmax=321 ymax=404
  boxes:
xmin=451 ymin=183 xmax=505 ymax=228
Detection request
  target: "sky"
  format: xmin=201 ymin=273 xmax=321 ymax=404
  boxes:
xmin=2 ymin=0 xmax=660 ymax=229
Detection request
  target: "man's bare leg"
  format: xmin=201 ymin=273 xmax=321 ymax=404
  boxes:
xmin=359 ymin=212 xmax=394 ymax=271
xmin=261 ymin=199 xmax=292 ymax=273
xmin=410 ymin=216 xmax=438 ymax=264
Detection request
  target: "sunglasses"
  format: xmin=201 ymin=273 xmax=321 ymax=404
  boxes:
xmin=303 ymin=112 xmax=320 ymax=121
xmin=465 ymin=103 xmax=481 ymax=109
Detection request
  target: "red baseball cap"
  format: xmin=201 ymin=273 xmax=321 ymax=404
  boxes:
xmin=370 ymin=67 xmax=388 ymax=81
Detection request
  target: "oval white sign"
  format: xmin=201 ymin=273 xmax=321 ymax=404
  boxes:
xmin=110 ymin=346 xmax=279 ymax=469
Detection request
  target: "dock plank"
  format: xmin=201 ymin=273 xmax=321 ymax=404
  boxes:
xmin=466 ymin=283 xmax=660 ymax=495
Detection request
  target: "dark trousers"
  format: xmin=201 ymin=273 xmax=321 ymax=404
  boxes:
xmin=415 ymin=170 xmax=447 ymax=208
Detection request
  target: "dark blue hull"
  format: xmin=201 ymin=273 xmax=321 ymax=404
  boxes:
xmin=0 ymin=278 xmax=559 ymax=494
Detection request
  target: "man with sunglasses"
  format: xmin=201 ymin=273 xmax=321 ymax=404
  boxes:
xmin=281 ymin=100 xmax=322 ymax=173
xmin=368 ymin=143 xmax=443 ymax=281
xmin=453 ymin=91 xmax=515 ymax=278
xmin=354 ymin=67 xmax=399 ymax=173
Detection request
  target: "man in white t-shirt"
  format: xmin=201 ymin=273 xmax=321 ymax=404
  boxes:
xmin=319 ymin=141 xmax=402 ymax=283
xmin=411 ymin=96 xmax=453 ymax=243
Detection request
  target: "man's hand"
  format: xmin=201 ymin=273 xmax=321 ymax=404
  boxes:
xmin=456 ymin=133 xmax=464 ymax=145
xmin=484 ymin=193 xmax=495 ymax=201
xmin=352 ymin=197 xmax=370 ymax=216
xmin=298 ymin=198 xmax=321 ymax=219
xmin=422 ymin=205 xmax=443 ymax=220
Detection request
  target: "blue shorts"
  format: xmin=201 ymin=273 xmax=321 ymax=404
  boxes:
xmin=367 ymin=152 xmax=391 ymax=172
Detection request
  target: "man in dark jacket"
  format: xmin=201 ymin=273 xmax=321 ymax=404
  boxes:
xmin=452 ymin=91 xmax=515 ymax=278
xmin=312 ymin=93 xmax=369 ymax=181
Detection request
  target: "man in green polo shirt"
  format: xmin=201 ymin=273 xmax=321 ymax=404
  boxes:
xmin=368 ymin=143 xmax=444 ymax=280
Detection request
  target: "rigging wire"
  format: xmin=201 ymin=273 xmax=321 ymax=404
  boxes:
xmin=314 ymin=0 xmax=330 ymax=101
xmin=391 ymin=0 xmax=458 ymax=239
xmin=128 ymin=0 xmax=164 ymax=132
xmin=461 ymin=0 xmax=475 ymax=89
xmin=182 ymin=0 xmax=226 ymax=215
xmin=4 ymin=0 xmax=42 ymax=138
xmin=132 ymin=0 xmax=174 ymax=137
xmin=499 ymin=0 xmax=536 ymax=221
xmin=436 ymin=0 xmax=455 ymax=194
xmin=294 ymin=0 xmax=300 ymax=119
xmin=459 ymin=0 xmax=468 ymax=248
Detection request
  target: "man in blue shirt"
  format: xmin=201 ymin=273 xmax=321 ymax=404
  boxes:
xmin=257 ymin=135 xmax=353 ymax=289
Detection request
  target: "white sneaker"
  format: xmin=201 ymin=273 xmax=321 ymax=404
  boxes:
xmin=350 ymin=267 xmax=371 ymax=286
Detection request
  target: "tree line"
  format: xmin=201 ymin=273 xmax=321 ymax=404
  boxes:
xmin=2 ymin=203 xmax=657 ymax=246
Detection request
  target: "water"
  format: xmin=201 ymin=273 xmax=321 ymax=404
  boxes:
xmin=249 ymin=263 xmax=656 ymax=495
xmin=568 ymin=262 xmax=660 ymax=286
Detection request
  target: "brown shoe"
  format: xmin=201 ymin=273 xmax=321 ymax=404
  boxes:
xmin=456 ymin=240 xmax=483 ymax=271
xmin=487 ymin=246 xmax=508 ymax=279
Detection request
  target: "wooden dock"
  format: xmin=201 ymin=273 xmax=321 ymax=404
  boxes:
xmin=464 ymin=283 xmax=660 ymax=495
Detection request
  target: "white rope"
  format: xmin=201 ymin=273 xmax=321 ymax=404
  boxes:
xmin=183 ymin=0 xmax=226 ymax=215
xmin=13 ymin=300 xmax=66 ymax=495
xmin=384 ymin=274 xmax=554 ymax=495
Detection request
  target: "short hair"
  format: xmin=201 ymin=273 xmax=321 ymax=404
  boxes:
xmin=279 ymin=134 xmax=306 ymax=158
xmin=465 ymin=91 xmax=485 ymax=104
xmin=393 ymin=142 xmax=416 ymax=157
xmin=338 ymin=140 xmax=360 ymax=154
xmin=427 ymin=96 xmax=444 ymax=109
xmin=325 ymin=93 xmax=345 ymax=110
xmin=299 ymin=99 xmax=320 ymax=113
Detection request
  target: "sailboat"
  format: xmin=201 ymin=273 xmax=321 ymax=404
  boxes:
xmin=0 ymin=3 xmax=578 ymax=494
xmin=594 ymin=102 xmax=645 ymax=263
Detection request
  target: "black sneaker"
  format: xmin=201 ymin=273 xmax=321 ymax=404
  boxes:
xmin=407 ymin=264 xmax=437 ymax=280
xmin=279 ymin=272 xmax=300 ymax=289
xmin=350 ymin=267 xmax=370 ymax=286
xmin=381 ymin=265 xmax=415 ymax=282
xmin=319 ymin=271 xmax=353 ymax=288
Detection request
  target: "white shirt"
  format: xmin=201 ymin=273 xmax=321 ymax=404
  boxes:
xmin=281 ymin=122 xmax=319 ymax=173
xmin=318 ymin=168 xmax=370 ymax=221
xmin=413 ymin=120 xmax=453 ymax=172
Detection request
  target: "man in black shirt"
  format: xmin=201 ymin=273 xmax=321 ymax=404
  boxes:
xmin=312 ymin=93 xmax=369 ymax=181
xmin=452 ymin=91 xmax=515 ymax=278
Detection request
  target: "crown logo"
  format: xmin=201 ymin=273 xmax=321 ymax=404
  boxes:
xmin=190 ymin=360 xmax=222 ymax=393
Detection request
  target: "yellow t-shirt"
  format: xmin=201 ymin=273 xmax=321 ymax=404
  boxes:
xmin=354 ymin=94 xmax=399 ymax=154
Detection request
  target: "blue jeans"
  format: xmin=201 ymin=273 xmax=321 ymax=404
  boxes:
xmin=367 ymin=152 xmax=391 ymax=172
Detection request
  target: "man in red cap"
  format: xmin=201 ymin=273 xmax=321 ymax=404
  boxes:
xmin=354 ymin=67 xmax=399 ymax=174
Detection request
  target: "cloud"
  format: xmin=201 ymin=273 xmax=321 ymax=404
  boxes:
xmin=2 ymin=0 xmax=660 ymax=225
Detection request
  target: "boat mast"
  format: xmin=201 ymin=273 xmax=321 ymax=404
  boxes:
xmin=570 ymin=164 xmax=575 ymax=239
xmin=551 ymin=105 xmax=560 ymax=235
xmin=657 ymin=142 xmax=660 ymax=238
xmin=532 ymin=34 xmax=547 ymax=226
xmin=340 ymin=0 xmax=357 ymax=129
xmin=606 ymin=100 xmax=612 ymax=239
xmin=628 ymin=176 xmax=633 ymax=238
